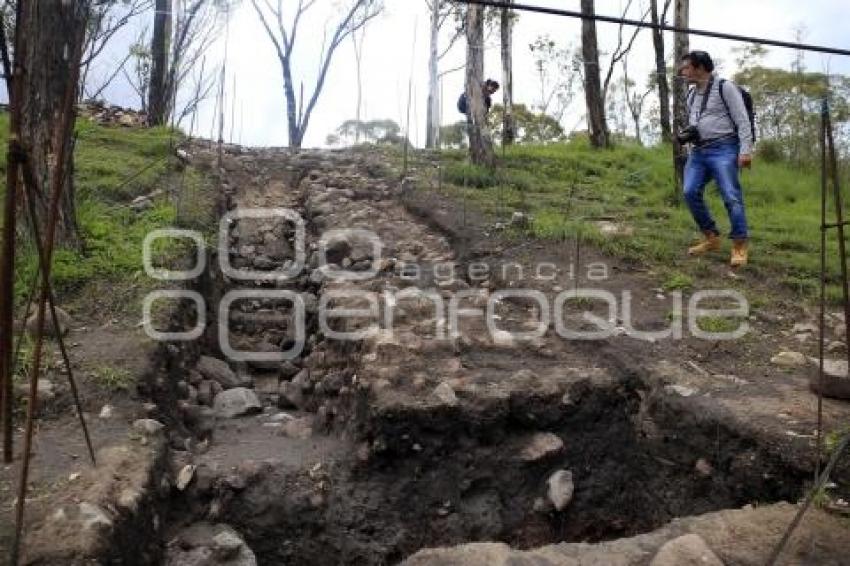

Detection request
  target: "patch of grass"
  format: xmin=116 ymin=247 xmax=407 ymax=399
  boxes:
xmin=90 ymin=364 xmax=135 ymax=391
xmin=696 ymin=316 xmax=747 ymax=334
xmin=438 ymin=138 xmax=846 ymax=304
xmin=662 ymin=272 xmax=694 ymax=291
xmin=0 ymin=113 xmax=210 ymax=308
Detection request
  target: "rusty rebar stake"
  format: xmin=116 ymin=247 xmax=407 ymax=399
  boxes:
xmin=11 ymin=4 xmax=88 ymax=563
xmin=19 ymin=162 xmax=96 ymax=466
xmin=767 ymin=95 xmax=850 ymax=566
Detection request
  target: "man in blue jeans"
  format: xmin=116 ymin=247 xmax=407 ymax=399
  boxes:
xmin=678 ymin=51 xmax=754 ymax=267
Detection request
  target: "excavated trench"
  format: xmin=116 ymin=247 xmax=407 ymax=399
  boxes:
xmin=140 ymin=149 xmax=811 ymax=565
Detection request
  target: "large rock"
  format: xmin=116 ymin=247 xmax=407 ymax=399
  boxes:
xmin=26 ymin=306 xmax=71 ymax=338
xmin=164 ymin=522 xmax=257 ymax=566
xmin=649 ymin=534 xmax=724 ymax=566
xmin=197 ymin=356 xmax=245 ymax=389
xmin=213 ymin=388 xmax=262 ymax=419
xmin=809 ymin=358 xmax=850 ymax=400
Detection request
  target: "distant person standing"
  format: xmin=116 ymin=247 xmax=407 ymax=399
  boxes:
xmin=457 ymin=79 xmax=500 ymax=115
xmin=678 ymin=50 xmax=755 ymax=268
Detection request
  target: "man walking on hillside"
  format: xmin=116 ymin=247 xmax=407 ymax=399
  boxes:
xmin=678 ymin=50 xmax=754 ymax=267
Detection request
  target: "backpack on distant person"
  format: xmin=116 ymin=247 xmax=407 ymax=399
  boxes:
xmin=457 ymin=93 xmax=468 ymax=115
xmin=718 ymin=79 xmax=757 ymax=143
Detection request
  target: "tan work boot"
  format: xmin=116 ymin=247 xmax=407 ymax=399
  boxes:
xmin=730 ymin=239 xmax=748 ymax=267
xmin=688 ymin=231 xmax=721 ymax=256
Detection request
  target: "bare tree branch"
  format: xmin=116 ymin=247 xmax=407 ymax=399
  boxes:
xmin=602 ymin=1 xmax=650 ymax=106
xmin=253 ymin=0 xmax=384 ymax=147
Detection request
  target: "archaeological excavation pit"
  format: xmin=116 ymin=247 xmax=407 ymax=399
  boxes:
xmin=128 ymin=148 xmax=840 ymax=566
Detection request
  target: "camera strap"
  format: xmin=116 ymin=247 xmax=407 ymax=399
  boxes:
xmin=694 ymin=77 xmax=714 ymax=123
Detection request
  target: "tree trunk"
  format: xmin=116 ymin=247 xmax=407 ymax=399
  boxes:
xmin=580 ymin=0 xmax=608 ymax=148
xmin=672 ymin=0 xmax=689 ymax=200
xmin=500 ymin=1 xmax=515 ymax=146
xmin=425 ymin=0 xmax=440 ymax=149
xmin=651 ymin=0 xmax=672 ymax=144
xmin=18 ymin=2 xmax=88 ymax=248
xmin=353 ymin=29 xmax=365 ymax=144
xmin=465 ymin=5 xmax=494 ymax=167
xmin=148 ymin=0 xmax=171 ymax=126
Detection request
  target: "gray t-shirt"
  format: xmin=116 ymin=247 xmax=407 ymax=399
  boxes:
xmin=687 ymin=76 xmax=754 ymax=155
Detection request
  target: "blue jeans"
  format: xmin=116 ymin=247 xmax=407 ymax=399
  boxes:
xmin=683 ymin=141 xmax=748 ymax=240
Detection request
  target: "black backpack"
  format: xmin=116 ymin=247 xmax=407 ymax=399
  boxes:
xmin=457 ymin=93 xmax=468 ymax=115
xmin=718 ymin=79 xmax=757 ymax=143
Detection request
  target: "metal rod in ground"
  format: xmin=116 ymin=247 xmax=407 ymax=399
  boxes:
xmin=823 ymin=101 xmax=850 ymax=398
xmin=11 ymin=7 xmax=87 ymax=563
xmin=1 ymin=0 xmax=28 ymax=466
xmin=402 ymin=18 xmax=417 ymax=180
xmin=573 ymin=232 xmax=582 ymax=294
xmin=765 ymin=433 xmax=850 ymax=566
xmin=19 ymin=163 xmax=96 ymax=465
xmin=816 ymin=98 xmax=828 ymax=482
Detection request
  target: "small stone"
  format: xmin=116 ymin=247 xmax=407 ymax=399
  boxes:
xmin=532 ymin=497 xmax=550 ymax=513
xmin=511 ymin=211 xmax=530 ymax=228
xmin=280 ymin=361 xmax=300 ymax=379
xmin=176 ymin=465 xmax=196 ymax=491
xmin=520 ymin=432 xmax=564 ymax=462
xmin=26 ymin=306 xmax=71 ymax=338
xmin=267 ymin=412 xmax=294 ymax=423
xmin=278 ymin=381 xmax=305 ymax=409
xmin=118 ymin=488 xmax=141 ymax=512
xmin=827 ymin=341 xmax=846 ymax=353
xmin=133 ymin=419 xmax=165 ymax=436
xmin=650 ymin=534 xmax=724 ymax=566
xmin=213 ymin=388 xmax=262 ymax=418
xmin=99 ymin=405 xmax=114 ymax=419
xmin=432 ymin=382 xmax=459 ymax=406
xmin=78 ymin=502 xmax=112 ymax=532
xmin=188 ymin=370 xmax=204 ymax=386
xmin=771 ymin=351 xmax=807 ymax=367
xmin=792 ymin=322 xmax=818 ymax=334
xmin=281 ymin=417 xmax=313 ymax=440
xmin=196 ymin=356 xmax=243 ymax=389
xmin=665 ymin=384 xmax=697 ymax=397
xmin=695 ymin=458 xmax=713 ymax=477
xmin=491 ymin=330 xmax=515 ymax=348
xmin=36 ymin=379 xmax=56 ymax=402
xmin=547 ymin=470 xmax=574 ymax=511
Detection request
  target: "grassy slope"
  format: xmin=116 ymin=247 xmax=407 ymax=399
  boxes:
xmin=440 ymin=139 xmax=847 ymax=303
xmin=0 ymin=112 xmax=210 ymax=308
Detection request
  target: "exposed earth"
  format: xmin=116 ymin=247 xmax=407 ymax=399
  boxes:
xmin=2 ymin=143 xmax=850 ymax=565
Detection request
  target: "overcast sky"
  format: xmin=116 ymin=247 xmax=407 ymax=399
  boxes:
xmin=88 ymin=0 xmax=850 ymax=148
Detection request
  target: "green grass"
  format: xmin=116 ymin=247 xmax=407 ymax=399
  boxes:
xmin=0 ymin=112 xmax=212 ymax=308
xmin=695 ymin=315 xmax=747 ymax=334
xmin=90 ymin=364 xmax=135 ymax=391
xmin=663 ymin=272 xmax=694 ymax=291
xmin=437 ymin=138 xmax=849 ymax=303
